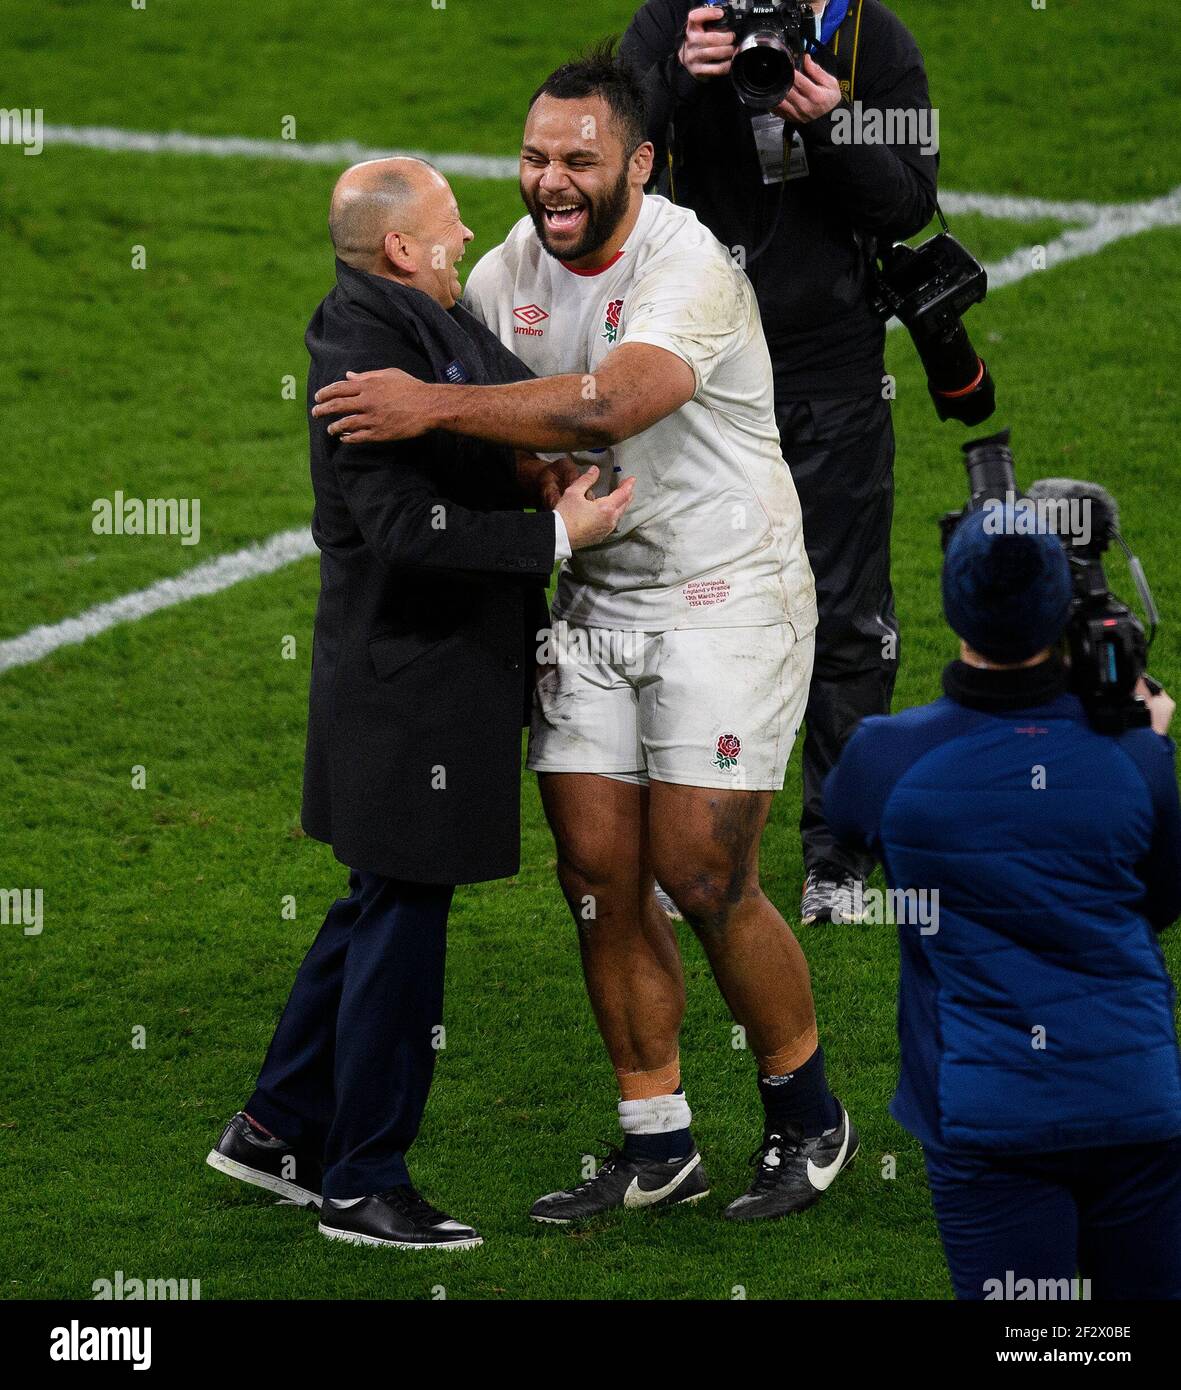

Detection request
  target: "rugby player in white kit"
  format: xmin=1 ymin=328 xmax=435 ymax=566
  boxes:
xmin=312 ymin=44 xmax=858 ymax=1224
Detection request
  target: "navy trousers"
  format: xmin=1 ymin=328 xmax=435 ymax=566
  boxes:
xmin=774 ymin=389 xmax=899 ymax=882
xmin=246 ymin=870 xmax=454 ymax=1200
xmin=924 ymin=1137 xmax=1181 ymax=1300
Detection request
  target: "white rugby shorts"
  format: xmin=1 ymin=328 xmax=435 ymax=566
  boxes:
xmin=527 ymin=622 xmax=815 ymax=791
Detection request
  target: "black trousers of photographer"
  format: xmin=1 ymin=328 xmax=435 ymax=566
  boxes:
xmin=775 ymin=388 xmax=899 ymax=881
xmin=246 ymin=870 xmax=453 ymax=1200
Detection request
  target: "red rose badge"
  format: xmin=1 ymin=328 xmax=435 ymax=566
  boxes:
xmin=714 ymin=733 xmax=741 ymax=770
xmin=603 ymin=298 xmax=623 ymax=343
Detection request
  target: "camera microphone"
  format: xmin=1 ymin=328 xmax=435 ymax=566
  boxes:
xmin=1029 ymin=478 xmax=1159 ymax=631
xmin=1026 ymin=478 xmax=1119 ymax=555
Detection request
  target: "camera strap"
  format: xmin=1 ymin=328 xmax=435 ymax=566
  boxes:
xmin=871 ymin=203 xmax=950 ymax=267
xmin=830 ymin=0 xmax=864 ymax=103
xmin=746 ymin=137 xmax=791 ymax=264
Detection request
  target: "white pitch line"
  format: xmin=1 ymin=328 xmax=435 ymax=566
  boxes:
xmin=938 ymin=191 xmax=1110 ymax=226
xmin=983 ymin=185 xmax=1181 ymax=291
xmin=37 ymin=123 xmax=1143 ymax=226
xmin=41 ymin=123 xmax=521 ymax=182
xmin=879 ymin=185 xmax=1181 ymax=329
xmin=0 ymin=528 xmax=316 ymax=674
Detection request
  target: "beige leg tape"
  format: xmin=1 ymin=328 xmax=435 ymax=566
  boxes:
xmin=757 ymin=1024 xmax=819 ymax=1078
xmin=615 ymin=1056 xmax=681 ymax=1101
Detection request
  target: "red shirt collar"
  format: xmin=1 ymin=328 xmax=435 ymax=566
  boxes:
xmin=558 ymin=249 xmax=625 ymax=277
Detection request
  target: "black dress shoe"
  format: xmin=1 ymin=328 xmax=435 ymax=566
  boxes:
xmin=318 ymin=1185 xmax=483 ymax=1250
xmin=206 ymin=1111 xmax=322 ymax=1208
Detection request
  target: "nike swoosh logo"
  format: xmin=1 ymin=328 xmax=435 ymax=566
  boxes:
xmin=622 ymin=1152 xmax=701 ymax=1208
xmin=806 ymin=1113 xmax=851 ymax=1191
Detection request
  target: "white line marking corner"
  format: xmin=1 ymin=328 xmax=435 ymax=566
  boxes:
xmin=0 ymin=528 xmax=316 ymax=674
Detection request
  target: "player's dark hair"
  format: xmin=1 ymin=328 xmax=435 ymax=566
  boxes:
xmin=528 ymin=38 xmax=649 ymax=156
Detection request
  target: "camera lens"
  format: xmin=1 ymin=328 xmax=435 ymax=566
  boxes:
xmin=961 ymin=431 xmax=1017 ymax=507
xmin=732 ymin=32 xmax=795 ymax=108
xmin=744 ymin=48 xmax=786 ymax=88
xmin=915 ymin=320 xmax=997 ymax=427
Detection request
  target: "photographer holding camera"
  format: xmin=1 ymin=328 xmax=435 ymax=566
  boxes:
xmin=823 ymin=497 xmax=1181 ymax=1299
xmin=621 ymin=1 xmax=939 ymax=923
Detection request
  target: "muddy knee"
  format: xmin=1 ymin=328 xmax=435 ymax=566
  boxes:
xmin=660 ymin=871 xmax=750 ymax=934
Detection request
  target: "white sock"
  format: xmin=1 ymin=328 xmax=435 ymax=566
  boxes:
xmin=618 ymin=1092 xmax=693 ymax=1135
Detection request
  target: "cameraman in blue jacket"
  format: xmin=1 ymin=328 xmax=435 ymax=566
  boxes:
xmin=823 ymin=506 xmax=1181 ymax=1299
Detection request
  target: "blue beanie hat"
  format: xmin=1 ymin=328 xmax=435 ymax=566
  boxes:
xmin=941 ymin=504 xmax=1073 ymax=664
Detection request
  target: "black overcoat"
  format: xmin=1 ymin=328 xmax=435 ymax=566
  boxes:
xmin=300 ymin=261 xmax=555 ymax=884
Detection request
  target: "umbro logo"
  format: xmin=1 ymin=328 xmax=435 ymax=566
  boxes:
xmin=513 ymin=304 xmax=548 ymax=336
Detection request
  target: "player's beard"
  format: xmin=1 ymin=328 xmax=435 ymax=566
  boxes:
xmin=524 ymin=165 xmax=632 ymax=264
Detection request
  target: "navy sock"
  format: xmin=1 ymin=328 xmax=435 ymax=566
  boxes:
xmin=621 ymin=1087 xmax=692 ymax=1163
xmin=623 ymin=1127 xmax=693 ymax=1163
xmin=758 ymin=1047 xmax=841 ymax=1139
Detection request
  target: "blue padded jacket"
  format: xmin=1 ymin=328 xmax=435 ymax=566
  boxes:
xmin=823 ymin=659 xmax=1181 ymax=1153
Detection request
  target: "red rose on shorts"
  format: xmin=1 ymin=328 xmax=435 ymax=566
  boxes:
xmin=714 ymin=732 xmax=741 ymax=769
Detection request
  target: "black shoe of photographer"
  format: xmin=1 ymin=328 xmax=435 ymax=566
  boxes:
xmin=800 ymin=863 xmax=867 ymax=925
xmin=318 ymin=1186 xmax=483 ymax=1250
xmin=723 ymin=1108 xmax=859 ymax=1222
xmin=206 ymin=1111 xmax=322 ymax=1208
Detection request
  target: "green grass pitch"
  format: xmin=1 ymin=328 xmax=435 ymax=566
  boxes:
xmin=1 ymin=0 xmax=1179 ymax=1300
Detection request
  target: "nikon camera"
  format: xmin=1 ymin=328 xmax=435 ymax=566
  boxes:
xmin=707 ymin=0 xmax=821 ymax=112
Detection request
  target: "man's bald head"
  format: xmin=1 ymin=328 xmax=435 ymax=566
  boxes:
xmin=328 ymin=157 xmax=440 ymax=271
xmin=327 ymin=156 xmax=474 ymax=309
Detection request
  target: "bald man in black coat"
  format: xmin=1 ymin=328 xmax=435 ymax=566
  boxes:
xmin=208 ymin=158 xmax=631 ymax=1251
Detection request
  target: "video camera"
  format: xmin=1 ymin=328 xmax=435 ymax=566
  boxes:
xmin=940 ymin=429 xmax=1160 ymax=734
